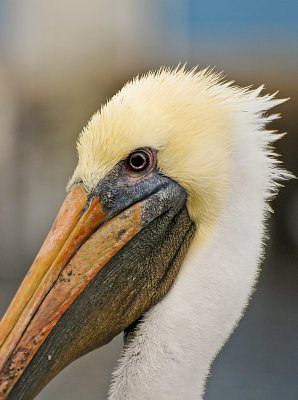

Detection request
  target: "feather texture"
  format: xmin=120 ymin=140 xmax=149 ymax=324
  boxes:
xmin=68 ymin=67 xmax=290 ymax=399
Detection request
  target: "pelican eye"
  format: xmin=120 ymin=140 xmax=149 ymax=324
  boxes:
xmin=126 ymin=149 xmax=152 ymax=172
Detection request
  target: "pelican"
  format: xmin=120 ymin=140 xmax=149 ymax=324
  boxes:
xmin=0 ymin=67 xmax=290 ymax=400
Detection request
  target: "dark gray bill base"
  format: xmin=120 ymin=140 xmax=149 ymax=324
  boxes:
xmin=8 ymin=206 xmax=195 ymax=400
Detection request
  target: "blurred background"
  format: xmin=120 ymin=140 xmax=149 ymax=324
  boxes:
xmin=0 ymin=1 xmax=297 ymax=399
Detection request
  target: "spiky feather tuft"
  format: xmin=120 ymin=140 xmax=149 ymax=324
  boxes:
xmin=68 ymin=66 xmax=290 ymax=240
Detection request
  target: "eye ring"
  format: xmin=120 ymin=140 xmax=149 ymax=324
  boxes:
xmin=126 ymin=149 xmax=152 ymax=173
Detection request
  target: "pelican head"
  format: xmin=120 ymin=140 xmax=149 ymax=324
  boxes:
xmin=0 ymin=67 xmax=290 ymax=399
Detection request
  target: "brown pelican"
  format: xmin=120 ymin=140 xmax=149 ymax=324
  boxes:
xmin=0 ymin=67 xmax=290 ymax=399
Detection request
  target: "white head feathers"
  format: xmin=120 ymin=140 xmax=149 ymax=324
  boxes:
xmin=69 ymin=66 xmax=289 ymax=240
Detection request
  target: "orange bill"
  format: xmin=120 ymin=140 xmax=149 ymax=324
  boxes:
xmin=0 ymin=185 xmax=142 ymax=398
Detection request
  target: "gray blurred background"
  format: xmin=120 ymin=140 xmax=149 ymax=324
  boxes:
xmin=0 ymin=1 xmax=297 ymax=399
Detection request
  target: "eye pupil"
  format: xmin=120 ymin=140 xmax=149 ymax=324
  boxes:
xmin=127 ymin=151 xmax=150 ymax=171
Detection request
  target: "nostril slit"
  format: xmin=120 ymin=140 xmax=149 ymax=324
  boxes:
xmin=117 ymin=229 xmax=127 ymax=240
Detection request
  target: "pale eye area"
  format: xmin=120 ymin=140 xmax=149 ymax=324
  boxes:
xmin=125 ymin=148 xmax=156 ymax=174
xmin=128 ymin=152 xmax=148 ymax=170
